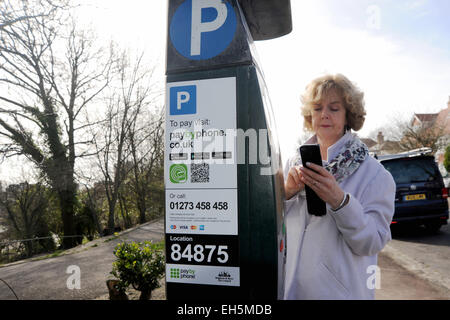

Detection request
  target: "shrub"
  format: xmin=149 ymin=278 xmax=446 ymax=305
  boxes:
xmin=444 ymin=145 xmax=450 ymax=173
xmin=110 ymin=240 xmax=165 ymax=300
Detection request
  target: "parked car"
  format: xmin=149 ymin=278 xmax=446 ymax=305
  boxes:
xmin=377 ymin=149 xmax=449 ymax=233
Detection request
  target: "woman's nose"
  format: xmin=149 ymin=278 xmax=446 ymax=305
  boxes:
xmin=321 ymin=108 xmax=330 ymax=119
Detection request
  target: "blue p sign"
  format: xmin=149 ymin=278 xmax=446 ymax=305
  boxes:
xmin=170 ymin=85 xmax=197 ymax=115
xmin=170 ymin=0 xmax=237 ymax=60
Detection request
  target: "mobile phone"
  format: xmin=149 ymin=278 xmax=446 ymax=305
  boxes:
xmin=299 ymin=144 xmax=326 ymax=216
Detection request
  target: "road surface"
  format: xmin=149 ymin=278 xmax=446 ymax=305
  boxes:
xmin=0 ymin=219 xmax=164 ymax=300
xmin=1 ymin=217 xmax=449 ymax=300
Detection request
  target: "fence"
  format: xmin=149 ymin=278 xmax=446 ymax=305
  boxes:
xmin=0 ymin=235 xmax=85 ymax=264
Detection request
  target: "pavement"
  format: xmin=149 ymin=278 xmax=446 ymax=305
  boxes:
xmin=377 ymin=249 xmax=449 ymax=299
xmin=0 ymin=218 xmax=165 ymax=300
xmin=0 ymin=217 xmax=449 ymax=300
xmin=376 ymin=223 xmax=450 ymax=300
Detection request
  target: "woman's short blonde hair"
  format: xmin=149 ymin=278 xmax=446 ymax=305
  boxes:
xmin=301 ymin=73 xmax=366 ymax=132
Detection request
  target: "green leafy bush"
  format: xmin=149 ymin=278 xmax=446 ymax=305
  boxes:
xmin=444 ymin=145 xmax=450 ymax=173
xmin=111 ymin=240 xmax=165 ymax=300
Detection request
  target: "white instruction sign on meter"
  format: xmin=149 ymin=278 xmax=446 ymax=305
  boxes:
xmin=165 ymin=77 xmax=239 ymax=287
xmin=166 ymin=189 xmax=238 ymax=235
xmin=165 ymin=77 xmax=237 ymax=189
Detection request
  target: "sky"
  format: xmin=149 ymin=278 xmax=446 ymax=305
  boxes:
xmin=255 ymin=0 xmax=450 ymax=156
xmin=74 ymin=0 xmax=450 ymax=157
xmin=1 ymin=0 xmax=450 ymax=181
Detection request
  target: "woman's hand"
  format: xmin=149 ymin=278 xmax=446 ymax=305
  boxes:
xmin=285 ymin=166 xmax=306 ymax=200
xmin=300 ymin=162 xmax=345 ymax=210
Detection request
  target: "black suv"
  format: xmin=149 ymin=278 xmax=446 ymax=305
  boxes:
xmin=377 ymin=149 xmax=449 ymax=232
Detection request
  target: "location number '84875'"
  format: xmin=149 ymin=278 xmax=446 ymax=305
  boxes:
xmin=170 ymin=244 xmax=229 ymax=264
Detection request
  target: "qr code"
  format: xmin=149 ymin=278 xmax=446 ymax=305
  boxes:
xmin=190 ymin=163 xmax=209 ymax=183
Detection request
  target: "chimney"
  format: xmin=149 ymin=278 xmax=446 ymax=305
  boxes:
xmin=377 ymin=131 xmax=384 ymax=145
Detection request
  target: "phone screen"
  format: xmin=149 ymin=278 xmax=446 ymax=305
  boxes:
xmin=299 ymin=144 xmax=327 ymax=216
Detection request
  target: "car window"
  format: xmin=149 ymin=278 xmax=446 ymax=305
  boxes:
xmin=381 ymin=158 xmax=440 ymax=184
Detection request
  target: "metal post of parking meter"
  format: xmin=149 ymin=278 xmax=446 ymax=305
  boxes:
xmin=164 ymin=0 xmax=292 ymax=300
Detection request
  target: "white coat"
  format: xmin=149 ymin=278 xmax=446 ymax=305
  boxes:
xmin=283 ymin=132 xmax=396 ymax=300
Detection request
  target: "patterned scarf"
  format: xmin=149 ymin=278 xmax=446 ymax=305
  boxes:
xmin=295 ymin=133 xmax=369 ymax=183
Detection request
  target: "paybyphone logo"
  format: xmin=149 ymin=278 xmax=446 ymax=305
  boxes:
xmin=170 ymin=268 xmax=196 ymax=280
xmin=169 ymin=0 xmax=237 ymax=60
xmin=170 ymin=85 xmax=197 ymax=115
xmin=170 ymin=268 xmax=180 ymax=279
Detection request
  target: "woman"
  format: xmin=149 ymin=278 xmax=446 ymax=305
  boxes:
xmin=283 ymin=74 xmax=395 ymax=300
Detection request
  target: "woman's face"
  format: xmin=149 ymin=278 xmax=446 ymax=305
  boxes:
xmin=311 ymin=89 xmax=347 ymax=145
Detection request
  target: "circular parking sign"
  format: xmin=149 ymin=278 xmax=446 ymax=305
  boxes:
xmin=170 ymin=0 xmax=237 ymax=60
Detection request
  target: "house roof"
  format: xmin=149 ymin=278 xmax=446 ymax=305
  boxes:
xmin=436 ymin=106 xmax=450 ymax=134
xmin=414 ymin=113 xmax=438 ymax=124
xmin=368 ymin=140 xmax=402 ymax=153
xmin=361 ymin=138 xmax=377 ymax=148
xmin=381 ymin=140 xmax=401 ymax=150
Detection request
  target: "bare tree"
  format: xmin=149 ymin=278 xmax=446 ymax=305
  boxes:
xmin=397 ymin=121 xmax=447 ymax=154
xmin=91 ymin=52 xmax=160 ymax=233
xmin=128 ymin=109 xmax=164 ymax=224
xmin=80 ymin=182 xmax=103 ymax=236
xmin=367 ymin=111 xmax=448 ymax=155
xmin=0 ymin=0 xmax=65 ymax=30
xmin=0 ymin=0 xmax=114 ymax=248
xmin=0 ymin=182 xmax=48 ymax=257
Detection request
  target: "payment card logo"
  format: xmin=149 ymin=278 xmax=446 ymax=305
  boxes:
xmin=169 ymin=0 xmax=237 ymax=60
xmin=170 ymin=85 xmax=196 ymax=115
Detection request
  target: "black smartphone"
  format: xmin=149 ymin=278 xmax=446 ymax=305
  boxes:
xmin=299 ymin=144 xmax=327 ymax=216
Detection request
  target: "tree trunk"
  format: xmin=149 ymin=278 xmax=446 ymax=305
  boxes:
xmin=118 ymin=194 xmax=132 ymax=229
xmin=139 ymin=206 xmax=146 ymax=224
xmin=23 ymin=223 xmax=33 ymax=257
xmin=106 ymin=204 xmax=116 ymax=235
xmin=24 ymin=240 xmax=33 ymax=258
xmin=84 ymin=186 xmax=104 ymax=236
xmin=136 ymin=193 xmax=146 ymax=224
xmin=139 ymin=289 xmax=152 ymax=300
xmin=91 ymin=208 xmax=103 ymax=237
xmin=59 ymin=189 xmax=77 ymax=249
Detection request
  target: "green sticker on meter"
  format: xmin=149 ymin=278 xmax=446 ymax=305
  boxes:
xmin=170 ymin=164 xmax=188 ymax=183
